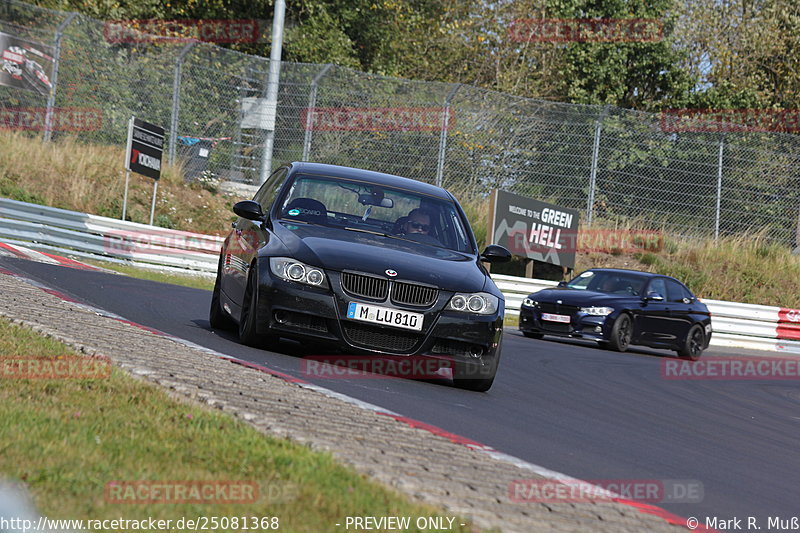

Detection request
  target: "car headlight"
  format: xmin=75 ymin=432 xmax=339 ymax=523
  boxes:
xmin=581 ymin=306 xmax=614 ymax=316
xmin=522 ymin=298 xmax=537 ymax=307
xmin=269 ymin=257 xmax=328 ymax=288
xmin=446 ymin=292 xmax=499 ymax=315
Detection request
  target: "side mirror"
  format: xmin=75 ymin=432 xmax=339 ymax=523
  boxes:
xmin=644 ymin=291 xmax=664 ymax=302
xmin=233 ymin=200 xmax=266 ymax=222
xmin=480 ymin=244 xmax=511 ymax=263
xmin=557 ymin=281 xmax=567 ymax=288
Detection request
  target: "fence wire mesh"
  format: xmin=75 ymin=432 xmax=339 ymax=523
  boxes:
xmin=1 ymin=0 xmax=799 ymax=248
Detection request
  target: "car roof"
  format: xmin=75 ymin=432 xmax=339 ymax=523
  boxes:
xmin=287 ymin=162 xmax=452 ymax=201
xmin=585 ymin=268 xmax=661 ymax=278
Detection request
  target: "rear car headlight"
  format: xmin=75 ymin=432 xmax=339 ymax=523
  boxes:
xmin=581 ymin=306 xmax=614 ymax=316
xmin=269 ymin=257 xmax=328 ymax=288
xmin=522 ymin=298 xmax=537 ymax=307
xmin=446 ymin=292 xmax=499 ymax=315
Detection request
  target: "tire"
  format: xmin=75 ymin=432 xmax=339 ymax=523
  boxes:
xmin=522 ymin=331 xmax=544 ymax=339
xmin=453 ymin=339 xmax=501 ymax=392
xmin=209 ymin=255 xmax=236 ymax=331
xmin=453 ymin=363 xmax=496 ymax=392
xmin=239 ymin=265 xmax=277 ymax=348
xmin=677 ymin=324 xmax=705 ymax=361
xmin=608 ymin=313 xmax=632 ymax=352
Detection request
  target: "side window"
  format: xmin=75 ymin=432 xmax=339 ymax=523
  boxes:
xmin=253 ymin=167 xmax=287 ymax=211
xmin=665 ymin=279 xmax=691 ymax=303
xmin=648 ymin=278 xmax=667 ymax=298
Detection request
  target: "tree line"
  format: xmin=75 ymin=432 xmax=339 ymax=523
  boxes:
xmin=29 ymin=0 xmax=800 ymax=113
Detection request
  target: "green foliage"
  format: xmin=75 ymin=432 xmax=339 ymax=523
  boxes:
xmin=23 ymin=0 xmax=800 ymax=113
xmin=0 ymin=175 xmax=47 ymax=205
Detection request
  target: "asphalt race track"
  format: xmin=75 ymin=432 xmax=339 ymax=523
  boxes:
xmin=3 ymin=255 xmax=798 ymax=528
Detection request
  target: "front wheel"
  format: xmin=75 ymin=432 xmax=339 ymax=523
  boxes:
xmin=677 ymin=324 xmax=705 ymax=361
xmin=453 ymin=340 xmax=501 ymax=392
xmin=608 ymin=314 xmax=632 ymax=352
xmin=209 ymin=256 xmax=235 ymax=331
xmin=239 ymin=266 xmax=277 ymax=348
xmin=453 ymin=363 xmax=496 ymax=392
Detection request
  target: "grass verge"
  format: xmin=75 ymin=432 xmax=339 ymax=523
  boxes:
xmin=0 ymin=131 xmax=238 ymax=235
xmin=82 ymin=259 xmax=215 ymax=291
xmin=0 ymin=317 xmax=479 ymax=532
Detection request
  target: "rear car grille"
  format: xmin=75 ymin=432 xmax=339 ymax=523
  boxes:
xmin=539 ymin=322 xmax=572 ymax=333
xmin=391 ymin=281 xmax=438 ymax=307
xmin=341 ymin=272 xmax=388 ymax=300
xmin=342 ymin=323 xmax=421 ymax=353
xmin=538 ymin=303 xmax=581 ymax=316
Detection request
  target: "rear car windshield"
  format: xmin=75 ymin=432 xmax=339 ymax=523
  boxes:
xmin=566 ymin=270 xmax=649 ymax=296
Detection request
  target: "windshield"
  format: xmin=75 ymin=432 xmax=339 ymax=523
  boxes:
xmin=566 ymin=270 xmax=648 ymax=296
xmin=276 ymin=174 xmax=475 ymax=254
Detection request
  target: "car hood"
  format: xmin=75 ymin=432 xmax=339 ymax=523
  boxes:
xmin=270 ymin=222 xmax=488 ymax=292
xmin=529 ymin=288 xmax=633 ymax=306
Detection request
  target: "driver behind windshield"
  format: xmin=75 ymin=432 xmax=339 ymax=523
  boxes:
xmin=402 ymin=208 xmax=432 ymax=235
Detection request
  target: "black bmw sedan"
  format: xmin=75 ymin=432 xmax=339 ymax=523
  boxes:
xmin=519 ymin=268 xmax=712 ymax=359
xmin=210 ymin=162 xmax=511 ymax=391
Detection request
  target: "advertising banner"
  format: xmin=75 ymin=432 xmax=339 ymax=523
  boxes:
xmin=125 ymin=117 xmax=165 ymax=181
xmin=490 ymin=190 xmax=580 ymax=268
xmin=0 ymin=31 xmax=54 ymax=96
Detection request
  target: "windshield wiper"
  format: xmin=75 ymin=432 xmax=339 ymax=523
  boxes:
xmin=343 ymin=226 xmax=396 ymax=239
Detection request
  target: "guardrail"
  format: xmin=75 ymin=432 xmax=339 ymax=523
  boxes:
xmin=0 ymin=198 xmax=222 ymax=274
xmin=495 ymin=273 xmax=800 ymax=354
xmin=2 ymin=197 xmax=800 ymax=354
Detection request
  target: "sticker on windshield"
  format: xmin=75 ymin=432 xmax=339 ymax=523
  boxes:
xmin=288 ymin=209 xmax=300 ymax=216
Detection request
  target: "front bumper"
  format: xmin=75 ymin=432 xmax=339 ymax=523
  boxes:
xmin=518 ymin=305 xmax=610 ymax=341
xmin=255 ymin=263 xmax=503 ymax=370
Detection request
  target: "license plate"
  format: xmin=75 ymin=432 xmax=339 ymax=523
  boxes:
xmin=542 ymin=313 xmax=571 ymax=323
xmin=347 ymin=302 xmax=424 ymax=331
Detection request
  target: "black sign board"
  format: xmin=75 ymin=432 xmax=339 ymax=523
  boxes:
xmin=125 ymin=117 xmax=164 ymax=180
xmin=489 ymin=189 xmax=580 ymax=268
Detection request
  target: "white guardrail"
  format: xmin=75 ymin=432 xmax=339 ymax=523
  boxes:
xmin=0 ymin=197 xmax=223 ymax=275
xmin=2 ymin=197 xmax=800 ymax=354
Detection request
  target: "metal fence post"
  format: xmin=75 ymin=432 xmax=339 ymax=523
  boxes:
xmin=715 ymin=136 xmax=725 ymax=240
xmin=435 ymin=84 xmax=461 ymax=188
xmin=43 ymin=12 xmax=77 ymax=142
xmin=168 ymin=42 xmax=197 ymax=166
xmin=259 ymin=0 xmax=286 ymax=184
xmin=586 ymin=106 xmax=607 ymax=225
xmin=302 ymin=63 xmax=333 ymax=161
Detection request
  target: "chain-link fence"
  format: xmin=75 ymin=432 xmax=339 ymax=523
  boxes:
xmin=1 ymin=0 xmax=799 ymax=247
